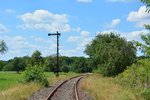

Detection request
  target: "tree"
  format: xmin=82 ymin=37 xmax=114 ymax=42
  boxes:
xmin=2 ymin=59 xmax=14 ymax=71
xmin=135 ymin=0 xmax=150 ymax=57
xmin=0 ymin=60 xmax=5 ymax=71
xmin=141 ymin=0 xmax=150 ymax=12
xmin=85 ymin=32 xmax=136 ymax=76
xmin=44 ymin=56 xmax=56 ymax=72
xmin=134 ymin=33 xmax=150 ymax=57
xmin=0 ymin=40 xmax=8 ymax=54
xmin=71 ymin=57 xmax=92 ymax=73
xmin=31 ymin=50 xmax=43 ymax=66
xmin=13 ymin=57 xmax=26 ymax=73
xmin=2 ymin=57 xmax=26 ymax=72
xmin=61 ymin=66 xmax=70 ymax=73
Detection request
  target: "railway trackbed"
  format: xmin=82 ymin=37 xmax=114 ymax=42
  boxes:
xmin=46 ymin=75 xmax=83 ymax=100
xmin=29 ymin=75 xmax=89 ymax=100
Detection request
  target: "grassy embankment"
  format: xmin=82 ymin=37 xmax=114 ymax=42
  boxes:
xmin=80 ymin=74 xmax=144 ymax=100
xmin=0 ymin=72 xmax=78 ymax=100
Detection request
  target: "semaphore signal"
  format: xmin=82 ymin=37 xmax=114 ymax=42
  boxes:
xmin=48 ymin=31 xmax=61 ymax=77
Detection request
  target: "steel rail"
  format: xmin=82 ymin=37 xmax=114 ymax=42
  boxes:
xmin=46 ymin=75 xmax=84 ymax=100
xmin=74 ymin=76 xmax=83 ymax=100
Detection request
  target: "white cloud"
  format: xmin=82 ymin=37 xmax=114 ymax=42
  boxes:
xmin=5 ymin=9 xmax=15 ymax=13
xmin=99 ymin=29 xmax=148 ymax=41
xmin=68 ymin=36 xmax=80 ymax=43
xmin=0 ymin=35 xmax=31 ymax=60
xmin=0 ymin=34 xmax=58 ymax=60
xmin=80 ymin=31 xmax=90 ymax=37
xmin=127 ymin=6 xmax=150 ymax=27
xmin=111 ymin=19 xmax=120 ymax=27
xmin=68 ymin=30 xmax=92 ymax=51
xmin=106 ymin=0 xmax=132 ymax=2
xmin=60 ymin=49 xmax=78 ymax=57
xmin=105 ymin=19 xmax=121 ymax=29
xmin=19 ymin=10 xmax=71 ymax=32
xmin=0 ymin=24 xmax=8 ymax=33
xmin=77 ymin=0 xmax=93 ymax=3
xmin=97 ymin=29 xmax=120 ymax=35
xmin=6 ymin=36 xmax=31 ymax=50
xmin=72 ymin=27 xmax=81 ymax=32
xmin=122 ymin=30 xmax=149 ymax=41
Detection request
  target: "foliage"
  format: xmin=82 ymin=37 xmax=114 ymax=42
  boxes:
xmin=0 ymin=40 xmax=8 ymax=54
xmin=31 ymin=50 xmax=43 ymax=66
xmin=0 ymin=61 xmax=6 ymax=71
xmin=44 ymin=56 xmax=91 ymax=73
xmin=117 ymin=59 xmax=150 ymax=100
xmin=2 ymin=60 xmax=15 ymax=71
xmin=13 ymin=57 xmax=26 ymax=73
xmin=61 ymin=66 xmax=70 ymax=73
xmin=0 ymin=50 xmax=92 ymax=74
xmin=133 ymin=33 xmax=150 ymax=57
xmin=2 ymin=57 xmax=26 ymax=73
xmin=85 ymin=32 xmax=136 ymax=76
xmin=138 ymin=0 xmax=150 ymax=57
xmin=144 ymin=24 xmax=150 ymax=30
xmin=71 ymin=57 xmax=92 ymax=73
xmin=141 ymin=0 xmax=150 ymax=12
xmin=23 ymin=65 xmax=49 ymax=87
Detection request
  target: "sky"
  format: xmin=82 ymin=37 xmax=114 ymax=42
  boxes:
xmin=0 ymin=0 xmax=149 ymax=60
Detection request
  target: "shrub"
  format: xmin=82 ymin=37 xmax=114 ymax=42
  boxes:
xmin=141 ymin=89 xmax=150 ymax=100
xmin=23 ymin=65 xmax=49 ymax=87
xmin=117 ymin=59 xmax=150 ymax=100
xmin=61 ymin=66 xmax=70 ymax=73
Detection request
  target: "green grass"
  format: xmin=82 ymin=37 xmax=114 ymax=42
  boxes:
xmin=0 ymin=72 xmax=23 ymax=91
xmin=0 ymin=71 xmax=78 ymax=91
xmin=0 ymin=71 xmax=79 ymax=100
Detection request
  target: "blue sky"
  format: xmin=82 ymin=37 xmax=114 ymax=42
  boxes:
xmin=0 ymin=0 xmax=149 ymax=60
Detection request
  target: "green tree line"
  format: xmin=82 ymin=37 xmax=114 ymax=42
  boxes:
xmin=0 ymin=50 xmax=92 ymax=73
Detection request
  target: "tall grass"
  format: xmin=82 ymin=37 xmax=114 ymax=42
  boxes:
xmin=0 ymin=83 xmax=41 ymax=100
xmin=80 ymin=74 xmax=143 ymax=100
xmin=0 ymin=72 xmax=79 ymax=100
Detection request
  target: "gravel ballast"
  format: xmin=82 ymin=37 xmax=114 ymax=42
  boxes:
xmin=29 ymin=76 xmax=93 ymax=100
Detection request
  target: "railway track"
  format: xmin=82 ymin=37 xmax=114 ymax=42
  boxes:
xmin=46 ymin=75 xmax=84 ymax=100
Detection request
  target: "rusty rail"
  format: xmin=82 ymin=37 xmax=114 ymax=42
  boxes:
xmin=46 ymin=75 xmax=84 ymax=100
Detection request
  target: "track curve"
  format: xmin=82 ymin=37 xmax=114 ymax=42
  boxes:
xmin=46 ymin=75 xmax=83 ymax=100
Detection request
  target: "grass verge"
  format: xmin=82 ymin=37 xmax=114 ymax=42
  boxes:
xmin=0 ymin=72 xmax=79 ymax=100
xmin=0 ymin=83 xmax=41 ymax=100
xmin=80 ymin=74 xmax=144 ymax=100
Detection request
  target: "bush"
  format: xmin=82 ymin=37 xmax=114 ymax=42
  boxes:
xmin=61 ymin=66 xmax=70 ymax=73
xmin=23 ymin=65 xmax=49 ymax=87
xmin=141 ymin=89 xmax=150 ymax=100
xmin=117 ymin=59 xmax=150 ymax=100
